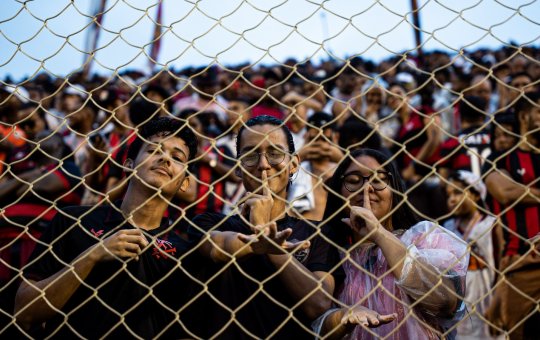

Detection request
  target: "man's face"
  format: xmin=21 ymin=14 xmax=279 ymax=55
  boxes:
xmin=306 ymin=126 xmax=333 ymax=143
xmin=336 ymin=73 xmax=356 ymax=96
xmin=519 ymin=101 xmax=540 ymax=144
xmin=226 ymin=101 xmax=249 ymax=131
xmin=470 ymin=79 xmax=491 ymax=105
xmin=508 ymin=75 xmax=534 ymax=102
xmin=528 ymin=104 xmax=540 ymax=141
xmin=237 ymin=124 xmax=298 ymax=198
xmin=130 ymin=134 xmax=191 ymax=198
xmin=63 ymin=94 xmax=84 ymax=113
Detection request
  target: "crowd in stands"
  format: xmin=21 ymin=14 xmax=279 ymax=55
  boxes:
xmin=0 ymin=44 xmax=539 ymax=339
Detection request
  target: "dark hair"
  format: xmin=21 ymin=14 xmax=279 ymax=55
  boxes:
xmin=129 ymin=98 xmax=160 ymax=127
xmin=447 ymin=171 xmax=487 ymax=210
xmin=307 ymin=111 xmax=336 ymax=130
xmin=236 ymin=115 xmax=295 ymax=156
xmin=515 ymin=91 xmax=540 ymax=116
xmin=338 ymin=120 xmax=382 ymax=151
xmin=126 ymin=117 xmax=198 ymax=166
xmin=447 ymin=171 xmax=482 ymax=199
xmin=508 ymin=71 xmax=532 ymax=84
xmin=490 ymin=111 xmax=518 ymax=150
xmin=322 ymin=148 xmax=420 ymax=247
xmin=459 ymin=95 xmax=487 ymax=123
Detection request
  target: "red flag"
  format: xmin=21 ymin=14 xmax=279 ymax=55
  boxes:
xmin=148 ymin=1 xmax=164 ymax=71
xmin=83 ymin=0 xmax=107 ymax=78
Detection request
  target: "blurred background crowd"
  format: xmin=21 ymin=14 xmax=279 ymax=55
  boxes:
xmin=1 ymin=43 xmax=539 ymax=337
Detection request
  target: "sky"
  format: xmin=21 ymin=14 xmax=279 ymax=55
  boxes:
xmin=0 ymin=0 xmax=538 ymax=82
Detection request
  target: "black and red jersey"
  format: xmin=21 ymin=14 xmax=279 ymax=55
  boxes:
xmin=22 ymin=204 xmax=199 ymax=338
xmin=482 ymin=149 xmax=540 ymax=257
xmin=186 ymin=144 xmax=235 ymax=217
xmin=0 ymin=160 xmax=83 ymax=284
xmin=393 ymin=107 xmax=440 ymax=170
xmin=439 ymin=126 xmax=492 ymax=176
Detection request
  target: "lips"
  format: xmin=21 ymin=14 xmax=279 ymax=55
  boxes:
xmin=355 ymin=199 xmax=378 ymax=207
xmin=152 ymin=166 xmax=171 ymax=178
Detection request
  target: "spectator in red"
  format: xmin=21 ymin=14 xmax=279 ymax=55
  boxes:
xmin=250 ymin=68 xmax=286 ymax=121
xmin=438 ymin=96 xmax=492 ymax=178
xmin=483 ymin=92 xmax=540 ymax=339
xmin=0 ymin=86 xmax=29 ymax=177
xmin=388 ymin=82 xmax=442 ymax=181
xmin=177 ymin=109 xmax=238 ymax=218
xmin=0 ymin=132 xmax=82 ymax=331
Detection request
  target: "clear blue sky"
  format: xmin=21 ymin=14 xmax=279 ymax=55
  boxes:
xmin=1 ymin=0 xmax=538 ymax=81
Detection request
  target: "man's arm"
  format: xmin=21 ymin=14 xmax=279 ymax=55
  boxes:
xmin=15 ymin=246 xmax=101 ymax=329
xmin=197 ymin=222 xmax=335 ymax=320
xmin=14 ymin=229 xmax=148 ymax=330
xmin=267 ymin=256 xmax=334 ymax=320
xmin=485 ymin=170 xmax=540 ymax=206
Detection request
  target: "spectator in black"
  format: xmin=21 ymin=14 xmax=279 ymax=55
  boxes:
xmin=483 ymin=92 xmax=540 ymax=339
xmin=14 ymin=118 xmax=200 ymax=338
xmin=188 ymin=115 xmax=338 ymax=339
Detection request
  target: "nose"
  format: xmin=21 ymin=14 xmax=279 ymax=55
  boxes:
xmin=257 ymin=153 xmax=272 ymax=171
xmin=157 ymin=148 xmax=171 ymax=165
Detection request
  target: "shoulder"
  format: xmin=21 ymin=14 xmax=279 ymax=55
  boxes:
xmin=57 ymin=204 xmax=112 ymax=224
xmin=192 ymin=213 xmax=244 ymax=232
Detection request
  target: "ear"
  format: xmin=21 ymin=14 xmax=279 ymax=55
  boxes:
xmin=518 ymin=110 xmax=528 ymax=126
xmin=179 ymin=175 xmax=190 ymax=192
xmin=123 ymin=158 xmax=134 ymax=172
xmin=289 ymin=154 xmax=300 ymax=176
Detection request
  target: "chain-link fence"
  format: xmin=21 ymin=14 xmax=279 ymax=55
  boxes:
xmin=1 ymin=0 xmax=539 ymax=339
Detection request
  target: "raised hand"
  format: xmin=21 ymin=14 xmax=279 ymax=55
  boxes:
xmin=340 ymin=305 xmax=396 ymax=328
xmin=342 ymin=186 xmax=383 ymax=243
xmin=237 ymin=221 xmax=310 ymax=255
xmin=89 ymin=228 xmax=149 ymax=262
xmin=240 ymin=170 xmax=274 ymax=226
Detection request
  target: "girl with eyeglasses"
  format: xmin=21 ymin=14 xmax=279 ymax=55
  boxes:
xmin=314 ymin=148 xmax=469 ymax=339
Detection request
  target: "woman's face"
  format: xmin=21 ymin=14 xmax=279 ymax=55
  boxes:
xmin=493 ymin=124 xmax=517 ymax=152
xmin=446 ymin=179 xmax=478 ymax=217
xmin=340 ymin=155 xmax=394 ymax=226
xmin=387 ymin=85 xmax=408 ymax=111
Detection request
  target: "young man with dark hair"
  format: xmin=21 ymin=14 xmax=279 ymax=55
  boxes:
xmin=483 ymin=91 xmax=540 ymax=339
xmin=14 ymin=117 xmax=200 ymax=338
xmin=188 ymin=115 xmax=339 ymax=339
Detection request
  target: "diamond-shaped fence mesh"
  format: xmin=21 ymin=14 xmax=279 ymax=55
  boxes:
xmin=1 ymin=0 xmax=539 ymax=339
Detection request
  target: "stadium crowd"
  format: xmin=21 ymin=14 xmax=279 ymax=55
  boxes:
xmin=0 ymin=44 xmax=539 ymax=339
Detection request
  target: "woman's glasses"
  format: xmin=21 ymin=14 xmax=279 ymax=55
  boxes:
xmin=341 ymin=171 xmax=392 ymax=192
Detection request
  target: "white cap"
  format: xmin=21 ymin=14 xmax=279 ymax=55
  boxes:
xmin=63 ymin=84 xmax=87 ymax=99
xmin=2 ymin=85 xmax=30 ymax=103
xmin=457 ymin=170 xmax=487 ymax=201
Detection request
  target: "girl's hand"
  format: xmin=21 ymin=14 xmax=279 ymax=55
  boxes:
xmin=342 ymin=186 xmax=384 ymax=243
xmin=340 ymin=305 xmax=397 ymax=328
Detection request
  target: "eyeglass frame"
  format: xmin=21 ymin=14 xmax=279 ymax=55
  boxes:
xmin=239 ymin=150 xmax=289 ymax=167
xmin=340 ymin=171 xmax=392 ymax=192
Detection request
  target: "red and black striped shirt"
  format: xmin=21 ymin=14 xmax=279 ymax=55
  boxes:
xmin=482 ymin=149 xmax=540 ymax=256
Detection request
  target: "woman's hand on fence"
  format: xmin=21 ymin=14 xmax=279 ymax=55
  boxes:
xmin=340 ymin=305 xmax=397 ymax=328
